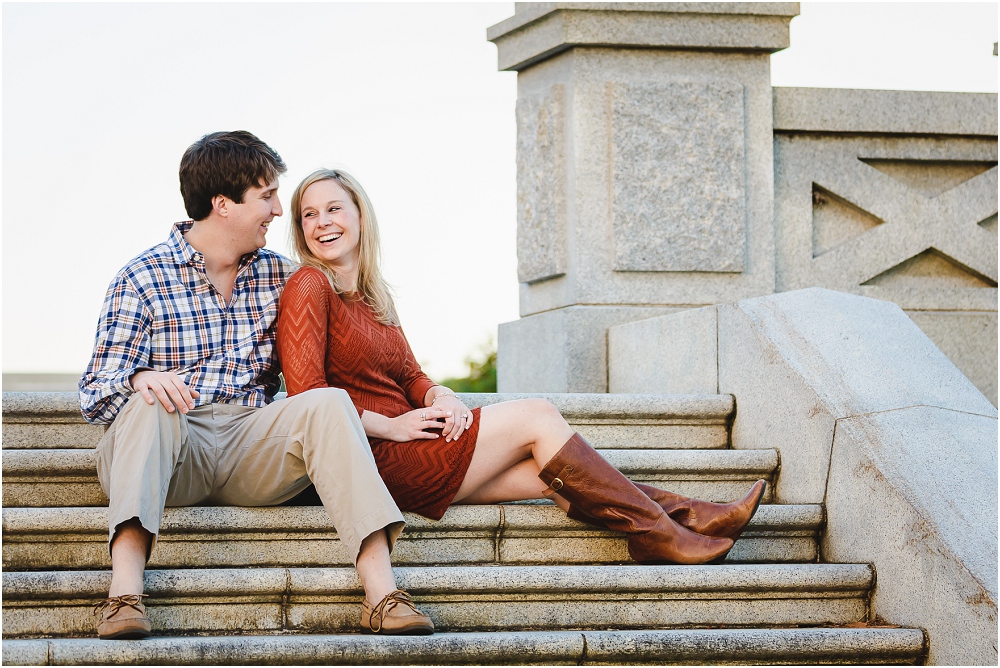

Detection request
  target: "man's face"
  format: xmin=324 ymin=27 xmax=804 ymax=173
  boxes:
xmin=225 ymin=178 xmax=282 ymax=254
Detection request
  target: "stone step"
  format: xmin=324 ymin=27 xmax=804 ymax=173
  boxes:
xmin=3 ymin=563 xmax=873 ymax=638
xmin=2 ymin=628 xmax=926 ymax=666
xmin=1 ymin=393 xmax=105 ymax=450
xmin=3 ymin=503 xmax=822 ymax=570
xmin=2 ymin=447 xmax=777 ymax=507
xmin=2 ymin=392 xmax=734 ymax=450
xmin=463 ymin=393 xmax=734 ymax=449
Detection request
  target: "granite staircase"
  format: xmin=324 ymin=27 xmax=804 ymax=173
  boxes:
xmin=2 ymin=391 xmax=926 ymax=665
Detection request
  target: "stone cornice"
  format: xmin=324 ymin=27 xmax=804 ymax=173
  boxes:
xmin=488 ymin=3 xmax=799 ymax=71
xmin=773 ymin=87 xmax=999 ymax=137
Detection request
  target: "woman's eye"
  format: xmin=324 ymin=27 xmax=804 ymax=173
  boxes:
xmin=329 ymin=207 xmax=339 ymax=213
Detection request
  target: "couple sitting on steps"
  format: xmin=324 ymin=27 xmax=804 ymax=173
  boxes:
xmin=81 ymin=130 xmax=766 ymax=640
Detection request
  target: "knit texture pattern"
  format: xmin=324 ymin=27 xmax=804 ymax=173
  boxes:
xmin=277 ymin=267 xmax=478 ymax=519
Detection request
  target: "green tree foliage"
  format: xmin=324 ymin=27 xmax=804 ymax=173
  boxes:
xmin=439 ymin=338 xmax=497 ymax=393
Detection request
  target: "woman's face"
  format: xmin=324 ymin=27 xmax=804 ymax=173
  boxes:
xmin=299 ymin=179 xmax=362 ymax=269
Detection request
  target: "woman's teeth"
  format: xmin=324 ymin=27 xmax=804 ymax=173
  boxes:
xmin=318 ymin=233 xmax=342 ymax=243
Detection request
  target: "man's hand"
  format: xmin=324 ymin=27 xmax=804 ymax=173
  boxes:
xmin=131 ymin=370 xmax=199 ymax=414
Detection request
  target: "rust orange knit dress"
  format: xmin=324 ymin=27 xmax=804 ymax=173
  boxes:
xmin=276 ymin=266 xmax=479 ymax=520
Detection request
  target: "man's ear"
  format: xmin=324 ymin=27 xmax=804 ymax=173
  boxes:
xmin=212 ymin=194 xmax=230 ymax=218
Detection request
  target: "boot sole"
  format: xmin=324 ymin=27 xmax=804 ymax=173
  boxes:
xmin=707 ymin=550 xmax=731 ymax=565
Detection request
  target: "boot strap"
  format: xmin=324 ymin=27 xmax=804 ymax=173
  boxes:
xmin=542 ymin=465 xmax=574 ymax=498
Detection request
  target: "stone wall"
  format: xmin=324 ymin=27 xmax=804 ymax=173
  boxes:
xmin=773 ymin=87 xmax=998 ymax=404
xmin=489 ymin=4 xmax=998 ymax=404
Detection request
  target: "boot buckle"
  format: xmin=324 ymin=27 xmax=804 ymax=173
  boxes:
xmin=543 ymin=465 xmax=573 ymax=497
xmin=543 ymin=477 xmax=563 ymax=498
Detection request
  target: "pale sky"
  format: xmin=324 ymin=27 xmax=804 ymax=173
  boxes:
xmin=3 ymin=2 xmax=997 ymax=381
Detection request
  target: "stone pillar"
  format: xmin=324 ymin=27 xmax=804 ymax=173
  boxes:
xmin=488 ymin=3 xmax=798 ymax=392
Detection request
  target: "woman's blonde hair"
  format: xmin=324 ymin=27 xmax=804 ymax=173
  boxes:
xmin=289 ymin=168 xmax=398 ymax=326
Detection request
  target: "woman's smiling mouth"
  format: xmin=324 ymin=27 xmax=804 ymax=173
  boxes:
xmin=318 ymin=233 xmax=342 ymax=244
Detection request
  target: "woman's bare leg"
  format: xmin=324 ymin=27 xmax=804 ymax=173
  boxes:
xmin=454 ymin=457 xmax=570 ymax=511
xmin=451 ymin=399 xmax=574 ymax=507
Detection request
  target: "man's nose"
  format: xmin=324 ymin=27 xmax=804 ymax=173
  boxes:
xmin=272 ymin=196 xmax=283 ymax=217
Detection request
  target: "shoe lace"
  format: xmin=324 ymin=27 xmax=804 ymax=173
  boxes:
xmin=94 ymin=594 xmax=148 ymax=619
xmin=369 ymin=589 xmax=419 ymax=633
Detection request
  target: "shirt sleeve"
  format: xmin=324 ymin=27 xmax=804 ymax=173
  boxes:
xmin=396 ymin=327 xmax=438 ymax=409
xmin=276 ymin=269 xmax=343 ymax=398
xmin=79 ymin=273 xmax=154 ymax=425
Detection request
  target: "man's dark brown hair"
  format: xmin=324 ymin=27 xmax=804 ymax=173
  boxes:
xmin=179 ymin=131 xmax=287 ymax=221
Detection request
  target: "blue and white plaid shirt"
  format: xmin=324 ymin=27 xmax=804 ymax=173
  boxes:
xmin=80 ymin=221 xmax=296 ymax=425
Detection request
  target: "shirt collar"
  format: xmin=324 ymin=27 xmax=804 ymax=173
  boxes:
xmin=169 ymin=221 xmax=199 ymax=265
xmin=168 ymin=221 xmax=261 ymax=268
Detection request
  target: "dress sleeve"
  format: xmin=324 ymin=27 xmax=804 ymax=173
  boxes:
xmin=396 ymin=327 xmax=438 ymax=409
xmin=276 ymin=268 xmax=335 ymax=398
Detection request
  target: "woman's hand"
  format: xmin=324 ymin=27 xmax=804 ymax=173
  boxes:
xmin=432 ymin=395 xmax=473 ymax=442
xmin=385 ymin=407 xmax=450 ymax=442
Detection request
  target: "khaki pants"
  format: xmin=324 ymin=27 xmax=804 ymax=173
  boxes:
xmin=95 ymin=388 xmax=405 ymax=565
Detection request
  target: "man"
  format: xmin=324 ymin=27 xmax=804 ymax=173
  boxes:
xmin=80 ymin=131 xmax=432 ymax=638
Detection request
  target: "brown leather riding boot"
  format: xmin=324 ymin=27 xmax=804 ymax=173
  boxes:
xmin=567 ymin=480 xmax=767 ymax=540
xmin=540 ymin=434 xmax=733 ymax=565
xmin=639 ymin=480 xmax=767 ymax=538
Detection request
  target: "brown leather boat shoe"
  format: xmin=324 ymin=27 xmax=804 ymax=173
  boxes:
xmin=361 ymin=589 xmax=434 ymax=635
xmin=94 ymin=594 xmax=152 ymax=639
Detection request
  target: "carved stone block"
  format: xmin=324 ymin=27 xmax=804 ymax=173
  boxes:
xmin=773 ymin=134 xmax=999 ymax=305
xmin=612 ymin=81 xmax=747 ymax=273
xmin=516 ymin=84 xmax=566 ymax=284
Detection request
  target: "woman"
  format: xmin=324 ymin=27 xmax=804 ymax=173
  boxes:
xmin=276 ymin=168 xmax=766 ymax=570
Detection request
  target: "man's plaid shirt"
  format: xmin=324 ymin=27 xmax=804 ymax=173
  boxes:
xmin=80 ymin=221 xmax=296 ymax=425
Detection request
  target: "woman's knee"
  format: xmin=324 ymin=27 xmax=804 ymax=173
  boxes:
xmin=522 ymin=398 xmax=565 ymax=425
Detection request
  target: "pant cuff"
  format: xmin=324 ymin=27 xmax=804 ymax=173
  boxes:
xmin=342 ymin=505 xmax=406 ymax=566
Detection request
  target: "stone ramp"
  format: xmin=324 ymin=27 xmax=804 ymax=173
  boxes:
xmin=2 ymin=628 xmax=926 ymax=666
xmin=4 ymin=564 xmax=873 ymax=638
xmin=2 ymin=447 xmax=777 ymax=507
xmin=2 ymin=504 xmax=823 ymax=569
